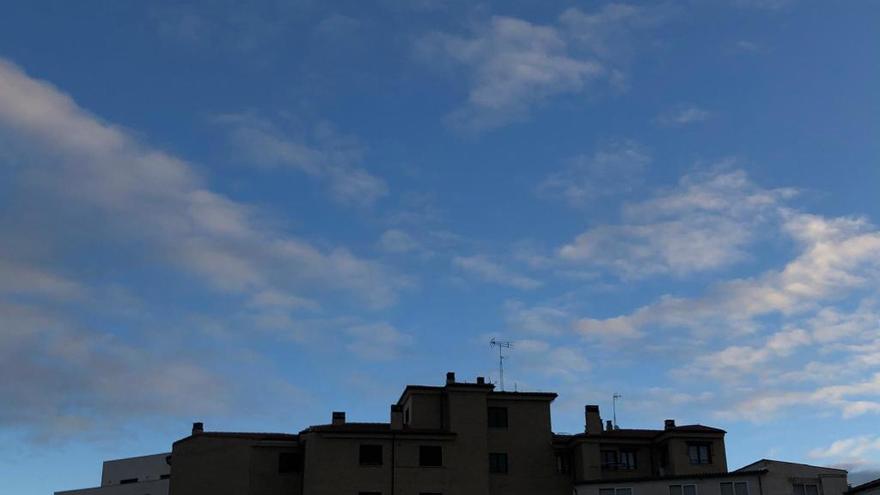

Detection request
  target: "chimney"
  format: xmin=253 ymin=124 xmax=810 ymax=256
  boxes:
xmin=606 ymin=420 xmax=613 ymax=431
xmin=332 ymin=411 xmax=346 ymax=425
xmin=446 ymin=371 xmax=456 ymax=384
xmin=476 ymin=376 xmax=486 ymax=385
xmin=390 ymin=405 xmax=403 ymax=430
xmin=664 ymin=419 xmax=676 ymax=430
xmin=585 ymin=405 xmax=603 ymax=434
xmin=192 ymin=422 xmax=204 ymax=435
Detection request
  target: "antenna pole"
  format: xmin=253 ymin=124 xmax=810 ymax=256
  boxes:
xmin=612 ymin=393 xmax=622 ymax=428
xmin=490 ymin=338 xmax=513 ymax=391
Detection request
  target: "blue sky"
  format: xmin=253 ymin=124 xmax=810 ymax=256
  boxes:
xmin=1 ymin=1 xmax=879 ymax=493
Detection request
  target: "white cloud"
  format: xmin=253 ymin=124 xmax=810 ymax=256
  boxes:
xmin=344 ymin=322 xmax=414 ymax=361
xmin=538 ymin=140 xmax=650 ymax=205
xmin=453 ymin=255 xmax=542 ymax=290
xmin=504 ymin=300 xmax=571 ymax=336
xmin=574 ymin=210 xmax=880 ymax=341
xmin=0 ymin=58 xmax=404 ymax=308
xmin=657 ymin=104 xmax=710 ymax=126
xmin=216 ymin=113 xmax=388 ymax=206
xmin=809 ymin=435 xmax=880 ymax=465
xmin=0 ymin=301 xmax=230 ymax=439
xmin=378 ymin=229 xmax=421 ymax=254
xmin=559 ymin=169 xmax=795 ymax=278
xmin=417 ymin=4 xmax=666 ymax=131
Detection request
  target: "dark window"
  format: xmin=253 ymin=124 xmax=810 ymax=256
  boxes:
xmin=794 ymin=484 xmax=818 ymax=495
xmin=556 ymin=452 xmax=571 ymax=474
xmin=359 ymin=444 xmax=383 ymax=466
xmin=487 ymin=407 xmax=508 ymax=428
xmin=119 ymin=478 xmax=138 ymax=485
xmin=489 ymin=453 xmax=508 ymax=474
xmin=419 ymin=493 xmax=442 ymax=495
xmin=688 ymin=443 xmax=711 ymax=464
xmin=619 ymin=450 xmax=637 ymax=470
xmin=600 ymin=489 xmax=632 ymax=495
xmin=358 ymin=492 xmax=381 ymax=495
xmin=601 ymin=450 xmax=618 ymax=469
xmin=419 ymin=445 xmax=443 ymax=467
xmin=278 ymin=452 xmax=301 ymax=474
xmin=669 ymin=484 xmax=696 ymax=495
xmin=160 ymin=474 xmax=170 ymax=480
xmin=405 ymin=408 xmax=410 ymax=425
xmin=720 ymin=481 xmax=748 ymax=495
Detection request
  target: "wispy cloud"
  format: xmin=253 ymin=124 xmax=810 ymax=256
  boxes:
xmin=216 ymin=113 xmax=388 ymax=206
xmin=417 ymin=4 xmax=670 ymax=131
xmin=453 ymin=255 xmax=542 ymax=290
xmin=0 ymin=59 xmax=403 ymax=308
xmin=538 ymin=140 xmax=650 ymax=205
xmin=657 ymin=104 xmax=710 ymax=126
xmin=559 ymin=168 xmax=795 ymax=278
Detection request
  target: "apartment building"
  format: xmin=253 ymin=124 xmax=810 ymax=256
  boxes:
xmin=168 ymin=372 xmax=744 ymax=495
xmin=575 ymin=459 xmax=849 ymax=495
xmin=55 ymin=452 xmax=170 ymax=495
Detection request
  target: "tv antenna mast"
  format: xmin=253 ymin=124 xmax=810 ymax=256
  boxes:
xmin=489 ymin=338 xmax=513 ymax=391
xmin=612 ymin=393 xmax=622 ymax=429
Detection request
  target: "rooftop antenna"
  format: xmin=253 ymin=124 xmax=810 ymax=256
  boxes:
xmin=489 ymin=338 xmax=513 ymax=391
xmin=612 ymin=393 xmax=622 ymax=429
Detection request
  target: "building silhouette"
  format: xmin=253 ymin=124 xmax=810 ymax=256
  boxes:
xmin=169 ymin=371 xmax=832 ymax=495
xmin=58 ymin=372 xmax=853 ymax=495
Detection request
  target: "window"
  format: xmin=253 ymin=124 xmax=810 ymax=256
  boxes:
xmin=619 ymin=450 xmax=637 ymax=470
xmin=601 ymin=450 xmax=619 ymax=469
xmin=419 ymin=445 xmax=443 ymax=467
xmin=489 ymin=453 xmax=508 ymax=474
xmin=688 ymin=443 xmax=712 ymax=464
xmin=556 ymin=452 xmax=571 ymax=474
xmin=405 ymin=408 xmax=410 ymax=425
xmin=119 ymin=478 xmax=138 ymax=485
xmin=278 ymin=452 xmax=301 ymax=474
xmin=358 ymin=492 xmax=381 ymax=495
xmin=599 ymin=488 xmax=632 ymax=495
xmin=160 ymin=474 xmax=170 ymax=480
xmin=488 ymin=407 xmax=508 ymax=428
xmin=720 ymin=481 xmax=749 ymax=495
xmin=359 ymin=444 xmax=383 ymax=466
xmin=793 ymin=484 xmax=819 ymax=495
xmin=669 ymin=484 xmax=697 ymax=495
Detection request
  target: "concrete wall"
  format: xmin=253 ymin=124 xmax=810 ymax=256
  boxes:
xmin=57 ymin=479 xmax=169 ymax=495
xmin=170 ymin=436 xmax=302 ymax=495
xmin=101 ymin=453 xmax=170 ymax=486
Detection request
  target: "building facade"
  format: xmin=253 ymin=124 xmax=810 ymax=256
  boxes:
xmin=55 ymin=452 xmax=171 ymax=495
xmin=168 ymin=372 xmax=754 ymax=495
xmin=575 ymin=459 xmax=849 ymax=495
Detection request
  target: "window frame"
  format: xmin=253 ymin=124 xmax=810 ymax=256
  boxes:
xmin=488 ymin=452 xmax=509 ymax=474
xmin=669 ymin=483 xmax=697 ymax=495
xmin=720 ymin=481 xmax=749 ymax=495
xmin=618 ymin=449 xmax=637 ymax=470
xmin=601 ymin=449 xmax=619 ymax=470
xmin=599 ymin=488 xmax=633 ymax=495
xmin=687 ymin=442 xmax=712 ymax=465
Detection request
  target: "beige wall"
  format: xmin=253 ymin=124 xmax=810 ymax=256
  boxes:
xmin=664 ymin=436 xmax=728 ymax=476
xmin=574 ymin=473 xmax=762 ymax=495
xmin=486 ymin=396 xmax=570 ymax=495
xmin=170 ymin=436 xmax=302 ymax=495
